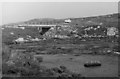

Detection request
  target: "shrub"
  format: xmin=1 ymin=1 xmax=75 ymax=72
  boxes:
xmin=52 ymin=67 xmax=63 ymax=74
xmin=34 ymin=56 xmax=43 ymax=63
xmin=2 ymin=48 xmax=43 ymax=77
xmin=2 ymin=44 xmax=11 ymax=61
xmin=60 ymin=66 xmax=67 ymax=72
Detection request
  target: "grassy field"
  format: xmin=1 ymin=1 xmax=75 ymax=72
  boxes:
xmin=40 ymin=54 xmax=118 ymax=77
xmin=2 ymin=37 xmax=118 ymax=77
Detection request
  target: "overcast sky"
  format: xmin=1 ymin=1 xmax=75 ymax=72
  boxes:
xmin=1 ymin=2 xmax=118 ymax=25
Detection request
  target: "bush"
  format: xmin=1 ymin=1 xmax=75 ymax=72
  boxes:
xmin=34 ymin=56 xmax=43 ymax=63
xmin=45 ymin=69 xmax=55 ymax=76
xmin=20 ymin=68 xmax=41 ymax=76
xmin=60 ymin=66 xmax=67 ymax=72
xmin=2 ymin=44 xmax=11 ymax=61
xmin=2 ymin=48 xmax=43 ymax=76
xmin=52 ymin=67 xmax=63 ymax=74
xmin=2 ymin=45 xmax=82 ymax=77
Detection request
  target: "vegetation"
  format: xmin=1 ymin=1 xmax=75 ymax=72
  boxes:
xmin=2 ymin=13 xmax=119 ymax=77
xmin=2 ymin=44 xmax=82 ymax=78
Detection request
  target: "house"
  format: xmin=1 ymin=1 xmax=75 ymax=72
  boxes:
xmin=99 ymin=22 xmax=103 ymax=25
xmin=30 ymin=38 xmax=41 ymax=41
xmin=64 ymin=19 xmax=71 ymax=23
xmin=114 ymin=52 xmax=120 ymax=55
xmin=2 ymin=28 xmax=4 ymax=30
xmin=10 ymin=32 xmax=14 ymax=35
xmin=14 ymin=37 xmax=28 ymax=43
xmin=20 ymin=27 xmax=25 ymax=30
xmin=107 ymin=27 xmax=118 ymax=36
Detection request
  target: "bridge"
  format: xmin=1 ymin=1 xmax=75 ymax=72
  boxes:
xmin=18 ymin=24 xmax=57 ymax=27
xmin=18 ymin=24 xmax=59 ymax=35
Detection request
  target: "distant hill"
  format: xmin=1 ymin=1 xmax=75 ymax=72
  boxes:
xmin=2 ymin=13 xmax=119 ymax=27
xmin=23 ymin=18 xmax=65 ymax=25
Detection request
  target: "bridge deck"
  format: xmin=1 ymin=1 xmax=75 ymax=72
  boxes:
xmin=18 ymin=24 xmax=57 ymax=27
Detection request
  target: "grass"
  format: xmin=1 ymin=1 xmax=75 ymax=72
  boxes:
xmin=40 ymin=54 xmax=118 ymax=77
xmin=2 ymin=39 xmax=117 ymax=77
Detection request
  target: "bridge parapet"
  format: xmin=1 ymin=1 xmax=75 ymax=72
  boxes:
xmin=18 ymin=24 xmax=57 ymax=27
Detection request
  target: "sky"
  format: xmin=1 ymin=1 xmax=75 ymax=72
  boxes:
xmin=1 ymin=2 xmax=118 ymax=25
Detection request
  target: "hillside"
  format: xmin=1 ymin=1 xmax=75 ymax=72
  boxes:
xmin=2 ymin=13 xmax=119 ymax=45
xmin=2 ymin=13 xmax=119 ymax=26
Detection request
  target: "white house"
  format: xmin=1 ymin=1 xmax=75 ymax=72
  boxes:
xmin=20 ymin=27 xmax=25 ymax=30
xmin=114 ymin=52 xmax=120 ymax=55
xmin=2 ymin=28 xmax=4 ymax=30
xmin=64 ymin=19 xmax=71 ymax=23
xmin=31 ymin=38 xmax=41 ymax=41
xmin=10 ymin=32 xmax=14 ymax=35
xmin=107 ymin=27 xmax=118 ymax=36
xmin=15 ymin=37 xmax=28 ymax=43
xmin=99 ymin=22 xmax=103 ymax=25
xmin=97 ymin=26 xmax=100 ymax=28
